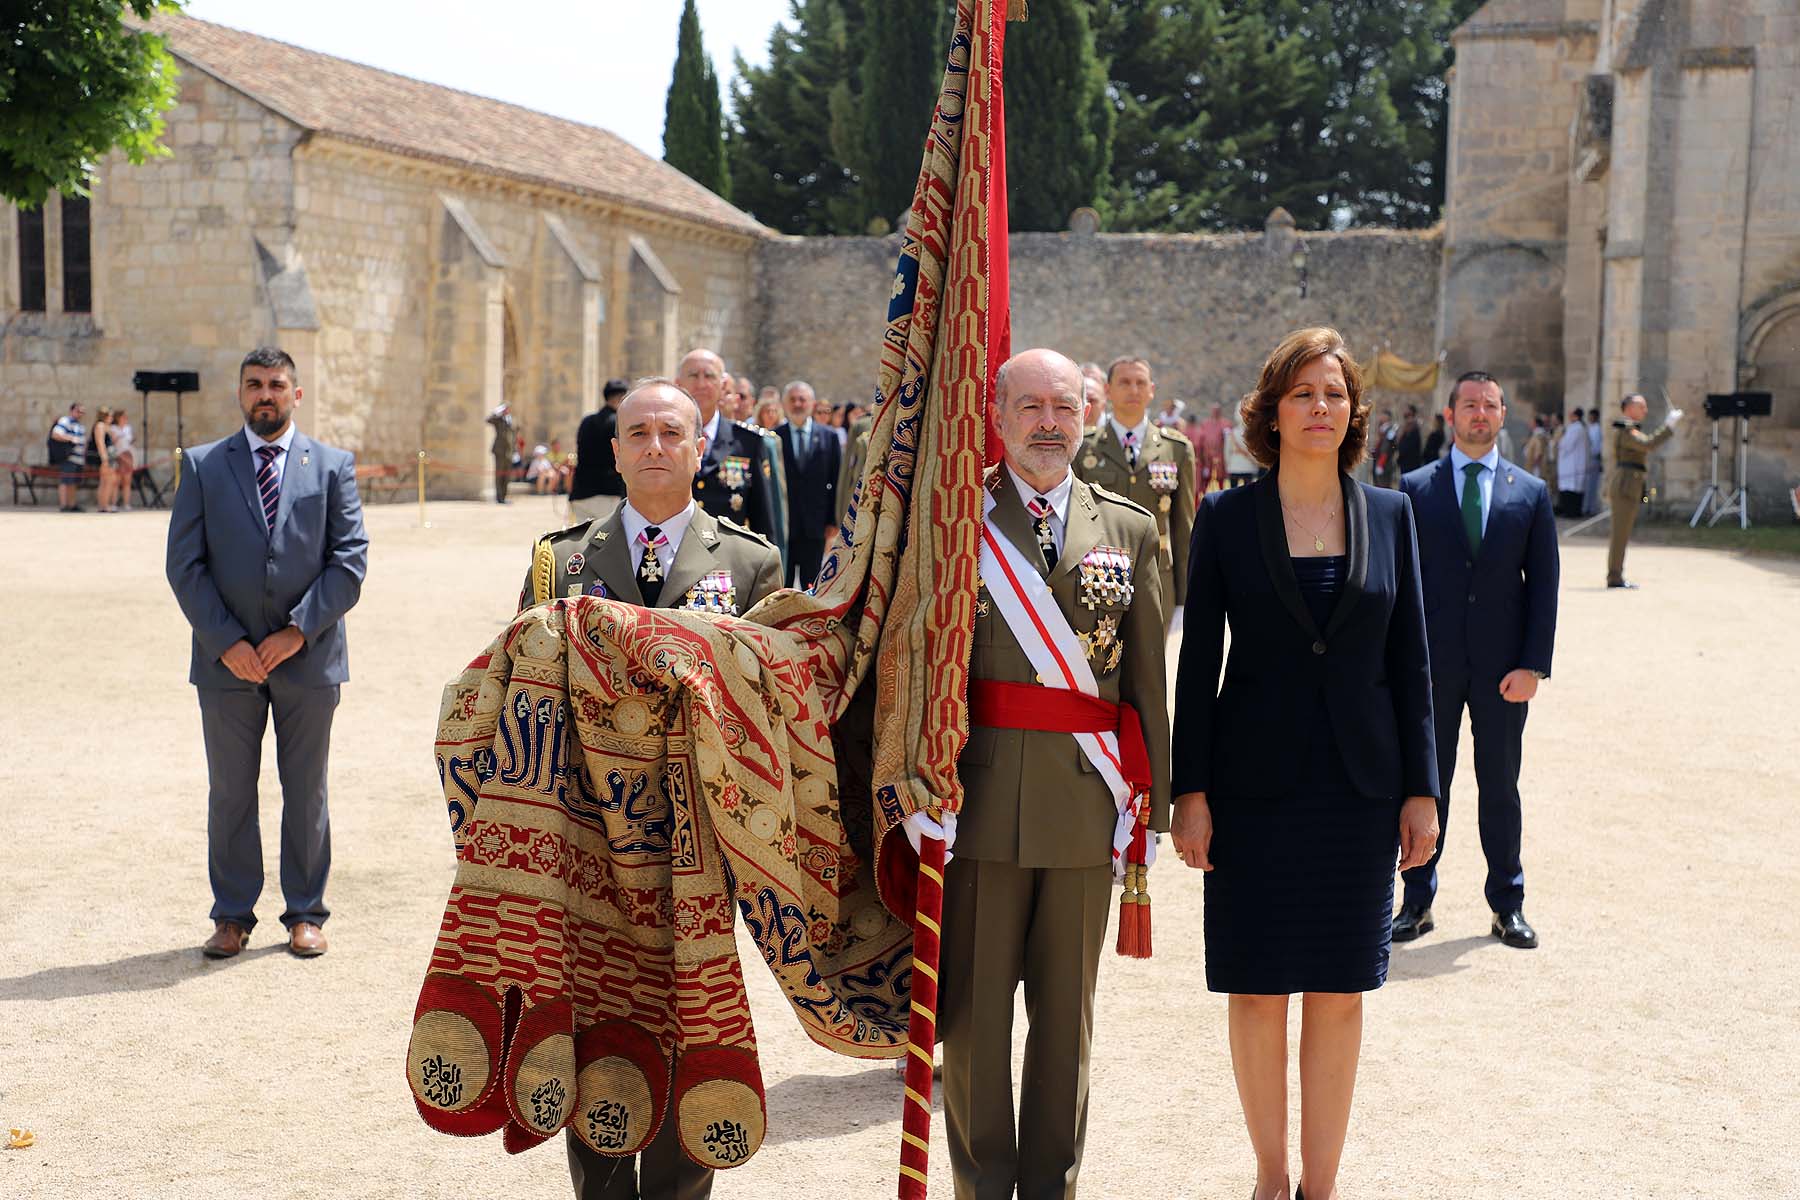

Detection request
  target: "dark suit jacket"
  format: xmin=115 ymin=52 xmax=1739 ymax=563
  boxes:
xmin=568 ymin=405 xmax=621 ymax=500
xmin=693 ymin=416 xmax=779 ymax=543
xmin=1400 ymin=455 xmax=1559 ymax=681
xmin=776 ymin=421 xmax=840 ymax=544
xmin=166 ymin=430 xmax=368 ymax=688
xmin=1172 ymin=472 xmax=1438 ymax=801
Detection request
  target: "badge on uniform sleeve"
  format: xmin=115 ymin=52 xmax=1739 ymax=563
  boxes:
xmin=1077 ymin=545 xmax=1135 ymax=611
xmin=1148 ymin=461 xmax=1179 ymax=493
xmin=566 ymin=552 xmax=585 ymax=575
xmin=682 ymin=570 xmax=738 ymax=615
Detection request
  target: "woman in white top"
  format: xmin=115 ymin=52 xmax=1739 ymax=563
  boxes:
xmin=110 ymin=409 xmax=136 ymax=511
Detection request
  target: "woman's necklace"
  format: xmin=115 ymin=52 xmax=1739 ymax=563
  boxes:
xmin=1280 ymin=497 xmax=1338 ymax=552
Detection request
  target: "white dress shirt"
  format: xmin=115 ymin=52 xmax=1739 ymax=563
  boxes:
xmin=243 ymin=422 xmax=297 ymax=492
xmin=1006 ymin=464 xmax=1075 ymax=557
xmin=1449 ymin=442 xmax=1500 ymax=534
xmin=1109 ymin=416 xmax=1152 ymax=463
xmin=621 ymin=500 xmax=696 ymax=576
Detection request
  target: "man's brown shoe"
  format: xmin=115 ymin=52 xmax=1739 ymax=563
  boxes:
xmin=287 ymin=922 xmax=328 ymax=957
xmin=202 ymin=921 xmax=250 ymax=959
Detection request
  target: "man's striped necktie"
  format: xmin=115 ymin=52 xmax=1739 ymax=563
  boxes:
xmin=255 ymin=444 xmax=281 ymax=530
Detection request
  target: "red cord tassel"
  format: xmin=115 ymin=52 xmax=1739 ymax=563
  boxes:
xmin=1114 ymin=801 xmax=1153 ymax=959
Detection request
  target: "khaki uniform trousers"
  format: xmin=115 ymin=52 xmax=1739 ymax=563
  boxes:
xmin=1606 ymin=469 xmax=1646 ymax=585
xmin=940 ymin=856 xmax=1113 ymax=1200
xmin=566 ymin=1118 xmax=713 ymax=1200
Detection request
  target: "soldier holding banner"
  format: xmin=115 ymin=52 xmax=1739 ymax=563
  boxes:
xmin=938 ymin=348 xmax=1171 ymax=1200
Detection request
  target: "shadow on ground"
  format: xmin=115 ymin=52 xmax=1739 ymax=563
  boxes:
xmin=762 ymin=1063 xmax=940 ymax=1145
xmin=0 ymin=944 xmax=286 ymax=1001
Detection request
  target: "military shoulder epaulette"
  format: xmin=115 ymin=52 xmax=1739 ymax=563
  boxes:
xmin=733 ymin=419 xmax=771 ymax=437
xmin=539 ymin=521 xmax=594 ymax=544
xmin=714 ymin=519 xmax=776 ymax=549
xmin=1088 ymin=483 xmax=1155 ymax=519
xmin=1156 ymin=425 xmax=1191 ymax=446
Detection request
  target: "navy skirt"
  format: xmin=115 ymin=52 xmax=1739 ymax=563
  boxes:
xmin=1202 ymin=789 xmax=1403 ymax=995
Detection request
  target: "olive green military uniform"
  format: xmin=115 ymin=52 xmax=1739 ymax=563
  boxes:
xmin=1074 ymin=421 xmax=1197 ymax=610
xmin=835 ymin=413 xmax=875 ymax=528
xmin=520 ymin=502 xmax=779 ymax=1200
xmin=519 ymin=504 xmax=782 ymax=616
xmin=940 ymin=465 xmax=1171 ymax=1200
xmin=1606 ymin=417 xmax=1675 ymax=587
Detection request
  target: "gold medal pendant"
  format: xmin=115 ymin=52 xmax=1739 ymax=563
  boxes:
xmin=1314 ymin=537 xmax=1325 ymax=552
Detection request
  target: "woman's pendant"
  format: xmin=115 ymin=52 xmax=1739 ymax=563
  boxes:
xmin=1314 ymin=537 xmax=1325 ymax=552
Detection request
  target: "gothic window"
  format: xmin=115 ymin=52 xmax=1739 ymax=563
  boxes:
xmin=17 ymin=207 xmax=46 ymax=312
xmin=61 ymin=194 xmax=92 ymax=313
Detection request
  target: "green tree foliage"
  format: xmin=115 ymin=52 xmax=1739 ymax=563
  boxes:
xmin=856 ymin=0 xmax=949 ymax=228
xmin=727 ymin=0 xmax=869 ymax=234
xmin=1004 ymin=0 xmax=1113 ymax=231
xmin=0 ymin=0 xmax=183 ymax=209
xmin=663 ymin=0 xmax=730 ymax=200
xmin=1094 ymin=0 xmax=1485 ymax=231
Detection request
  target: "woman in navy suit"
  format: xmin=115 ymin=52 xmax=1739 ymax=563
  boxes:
xmin=1171 ymin=328 xmax=1440 ymax=1200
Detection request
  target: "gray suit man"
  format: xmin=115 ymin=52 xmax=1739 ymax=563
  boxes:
xmin=166 ymin=347 xmax=368 ymax=959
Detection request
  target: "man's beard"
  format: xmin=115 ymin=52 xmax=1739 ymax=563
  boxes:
xmin=1012 ymin=437 xmax=1074 ymax=473
xmin=248 ymin=408 xmax=287 ymax=437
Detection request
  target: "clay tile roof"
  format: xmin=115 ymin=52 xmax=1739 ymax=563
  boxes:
xmin=142 ymin=11 xmax=767 ymax=238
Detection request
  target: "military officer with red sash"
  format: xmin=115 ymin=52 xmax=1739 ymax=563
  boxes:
xmin=935 ymin=348 xmax=1171 ymax=1200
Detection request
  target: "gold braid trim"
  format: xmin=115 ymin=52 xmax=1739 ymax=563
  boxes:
xmin=1008 ymin=0 xmax=1029 ymax=18
xmin=531 ymin=536 xmax=555 ymax=606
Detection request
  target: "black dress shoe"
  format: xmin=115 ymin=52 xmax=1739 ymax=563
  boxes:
xmin=1392 ymin=905 xmax=1434 ymax=942
xmin=1492 ymin=910 xmax=1538 ymax=948
xmin=1606 ymin=579 xmax=1638 ymax=589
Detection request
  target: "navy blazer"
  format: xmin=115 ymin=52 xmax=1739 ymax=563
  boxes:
xmin=1400 ymin=455 xmax=1558 ymax=680
xmin=166 ymin=430 xmax=368 ymax=688
xmin=776 ymin=421 xmax=841 ymax=538
xmin=1172 ymin=473 xmax=1439 ymax=802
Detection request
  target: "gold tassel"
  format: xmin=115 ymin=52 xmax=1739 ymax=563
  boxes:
xmin=1008 ymin=0 xmax=1029 ymax=20
xmin=531 ymin=536 xmax=555 ymax=606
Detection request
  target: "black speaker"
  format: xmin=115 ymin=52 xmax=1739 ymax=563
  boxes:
xmin=132 ymin=370 xmax=201 ymax=393
xmin=1703 ymin=392 xmax=1772 ymax=419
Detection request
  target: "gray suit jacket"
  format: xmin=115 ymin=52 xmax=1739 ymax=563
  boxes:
xmin=166 ymin=429 xmax=368 ymax=688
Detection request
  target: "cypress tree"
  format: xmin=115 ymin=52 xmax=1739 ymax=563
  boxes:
xmin=1003 ymin=0 xmax=1113 ymax=232
xmin=728 ymin=0 xmax=869 ymax=233
xmin=663 ymin=0 xmax=730 ymax=199
xmin=856 ymin=0 xmax=951 ymax=227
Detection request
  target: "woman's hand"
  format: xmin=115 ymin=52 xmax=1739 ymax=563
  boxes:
xmin=1397 ymin=795 xmax=1440 ymax=871
xmin=1170 ymin=792 xmax=1214 ymax=871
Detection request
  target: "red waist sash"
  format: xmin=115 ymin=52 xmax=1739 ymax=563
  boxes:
xmin=967 ymin=679 xmax=1150 ymax=801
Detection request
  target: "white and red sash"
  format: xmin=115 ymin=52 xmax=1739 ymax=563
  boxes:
xmin=978 ymin=490 xmax=1155 ymax=880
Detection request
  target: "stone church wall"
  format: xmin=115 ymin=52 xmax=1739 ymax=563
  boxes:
xmin=752 ymin=227 xmax=1445 ymax=415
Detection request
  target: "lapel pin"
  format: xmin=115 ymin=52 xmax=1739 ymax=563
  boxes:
xmin=1506 ymin=473 xmax=1514 ymax=484
xmin=301 ymin=454 xmax=309 ymax=466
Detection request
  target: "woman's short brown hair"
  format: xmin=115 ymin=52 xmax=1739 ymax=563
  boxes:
xmin=1237 ymin=327 xmax=1370 ymax=472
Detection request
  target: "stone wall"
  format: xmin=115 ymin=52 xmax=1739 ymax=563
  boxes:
xmin=0 ymin=66 xmax=761 ymax=500
xmin=752 ymin=225 xmax=1445 ymax=415
xmin=0 ymin=69 xmax=303 ymax=463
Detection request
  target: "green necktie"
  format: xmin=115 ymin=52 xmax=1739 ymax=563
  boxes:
xmin=1462 ymin=461 xmax=1485 ymax=556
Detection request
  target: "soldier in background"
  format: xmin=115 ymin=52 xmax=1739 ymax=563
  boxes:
xmin=1606 ymin=393 xmax=1684 ymax=589
xmin=1074 ymin=355 xmax=1197 ymax=612
xmin=486 ymin=403 xmax=516 ymax=504
xmin=677 ymin=349 xmax=781 ymax=551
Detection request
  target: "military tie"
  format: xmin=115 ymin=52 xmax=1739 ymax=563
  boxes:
xmin=255 ymin=444 xmax=281 ymax=531
xmin=1123 ymin=429 xmax=1140 ymax=468
xmin=1027 ymin=496 xmax=1058 ymax=574
xmin=637 ymin=525 xmax=667 ymax=606
xmin=1461 ymin=461 xmax=1485 ymax=556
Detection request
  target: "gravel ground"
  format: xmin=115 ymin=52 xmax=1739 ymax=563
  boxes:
xmin=1 ymin=495 xmax=1795 ymax=1199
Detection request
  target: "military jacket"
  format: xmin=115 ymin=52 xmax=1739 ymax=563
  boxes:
xmin=1075 ymin=421 xmax=1196 ymax=609
xmin=1608 ymin=418 xmax=1675 ymax=503
xmin=519 ymin=504 xmax=782 ymax=617
xmin=958 ymin=466 xmax=1172 ymax=870
xmin=835 ymin=414 xmax=874 ymax=528
xmin=694 ymin=417 xmax=781 ymax=548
